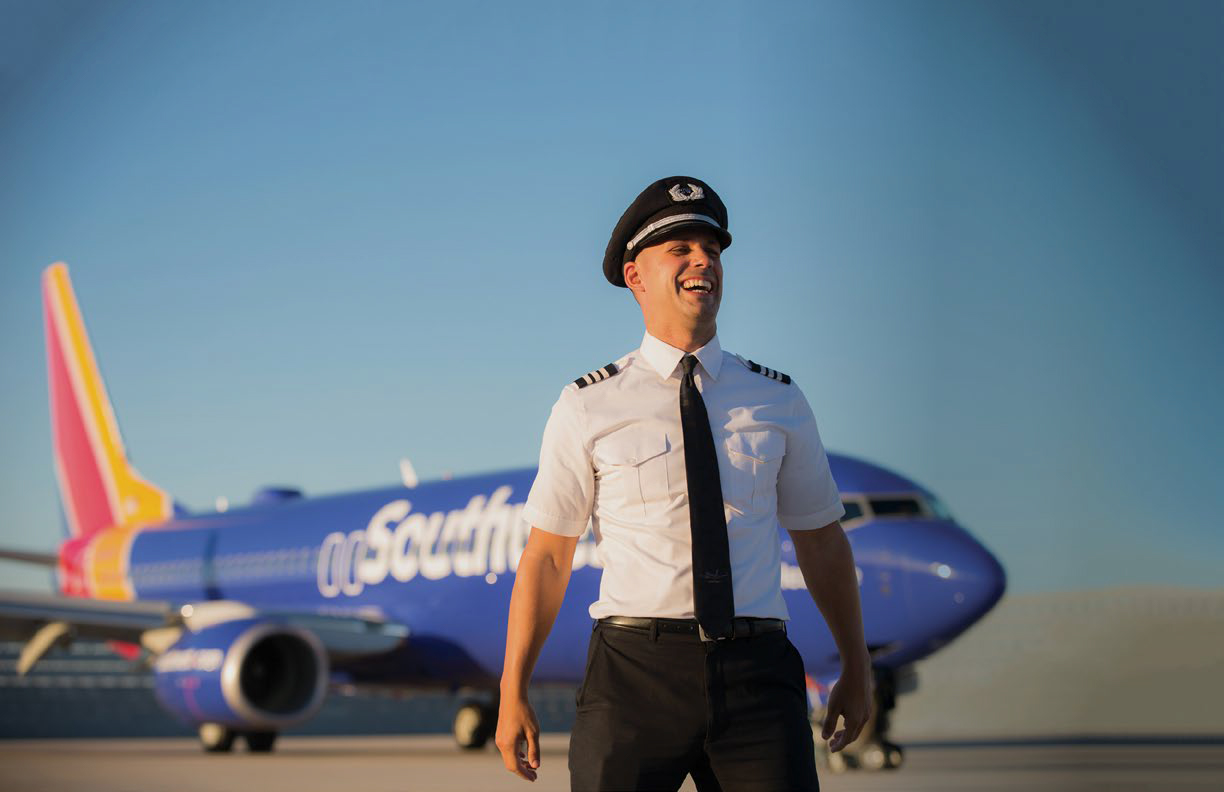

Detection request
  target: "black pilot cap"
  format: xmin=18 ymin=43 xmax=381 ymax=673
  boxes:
xmin=603 ymin=176 xmax=732 ymax=287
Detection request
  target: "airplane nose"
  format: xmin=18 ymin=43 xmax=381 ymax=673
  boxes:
xmin=904 ymin=520 xmax=1007 ymax=631
xmin=845 ymin=517 xmax=1007 ymax=661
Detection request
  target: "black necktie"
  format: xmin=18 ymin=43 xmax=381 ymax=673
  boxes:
xmin=679 ymin=355 xmax=734 ymax=639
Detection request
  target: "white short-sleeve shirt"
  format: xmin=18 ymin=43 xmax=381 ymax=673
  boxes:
xmin=522 ymin=331 xmax=845 ymax=620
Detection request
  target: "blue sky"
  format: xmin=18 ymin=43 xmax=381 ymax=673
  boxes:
xmin=1 ymin=0 xmax=1220 ymax=594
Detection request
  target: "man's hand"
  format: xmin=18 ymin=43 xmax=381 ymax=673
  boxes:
xmin=496 ymin=695 xmax=541 ymax=781
xmin=821 ymin=661 xmax=873 ymax=752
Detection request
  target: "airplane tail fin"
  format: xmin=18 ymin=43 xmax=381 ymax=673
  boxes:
xmin=42 ymin=263 xmax=173 ymax=544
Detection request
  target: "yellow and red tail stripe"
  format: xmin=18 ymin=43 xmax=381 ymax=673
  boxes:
xmin=43 ymin=263 xmax=172 ymax=599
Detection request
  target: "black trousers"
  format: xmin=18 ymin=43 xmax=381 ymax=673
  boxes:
xmin=568 ymin=621 xmax=819 ymax=792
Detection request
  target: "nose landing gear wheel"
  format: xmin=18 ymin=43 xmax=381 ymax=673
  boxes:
xmin=810 ymin=667 xmax=908 ymax=771
xmin=883 ymin=739 xmax=904 ymax=769
xmin=453 ymin=700 xmax=497 ymax=749
xmin=858 ymin=742 xmax=887 ymax=771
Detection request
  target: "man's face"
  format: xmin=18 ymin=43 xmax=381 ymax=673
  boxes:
xmin=624 ymin=230 xmax=723 ymax=332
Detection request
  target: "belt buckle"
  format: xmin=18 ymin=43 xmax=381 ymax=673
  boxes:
xmin=698 ymin=625 xmax=730 ymax=643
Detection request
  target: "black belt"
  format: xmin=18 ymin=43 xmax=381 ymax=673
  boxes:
xmin=599 ymin=616 xmax=786 ymax=642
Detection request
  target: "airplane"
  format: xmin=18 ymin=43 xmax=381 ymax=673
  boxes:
xmin=0 ymin=262 xmax=1006 ymax=771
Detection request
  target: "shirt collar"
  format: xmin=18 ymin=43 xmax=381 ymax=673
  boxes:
xmin=639 ymin=331 xmax=723 ymax=381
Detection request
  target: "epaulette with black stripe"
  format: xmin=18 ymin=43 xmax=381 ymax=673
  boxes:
xmin=573 ymin=362 xmax=620 ymax=389
xmin=746 ymin=359 xmax=791 ymax=384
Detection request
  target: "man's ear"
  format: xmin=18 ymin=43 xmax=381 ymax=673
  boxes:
xmin=623 ymin=259 xmax=643 ymax=294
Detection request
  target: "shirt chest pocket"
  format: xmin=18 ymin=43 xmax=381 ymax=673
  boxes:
xmin=723 ymin=430 xmax=786 ymax=514
xmin=596 ymin=431 xmax=671 ymax=521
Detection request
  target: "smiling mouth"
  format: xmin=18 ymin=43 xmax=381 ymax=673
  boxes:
xmin=681 ymin=278 xmax=714 ymax=294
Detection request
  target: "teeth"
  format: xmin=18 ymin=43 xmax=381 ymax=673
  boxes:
xmin=682 ymin=278 xmax=713 ymax=292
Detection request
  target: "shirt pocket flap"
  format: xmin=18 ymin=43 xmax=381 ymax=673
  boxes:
xmin=726 ymin=429 xmax=786 ymax=464
xmin=600 ymin=431 xmax=670 ymax=467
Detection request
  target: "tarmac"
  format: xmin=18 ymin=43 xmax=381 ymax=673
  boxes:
xmin=2 ymin=735 xmax=1222 ymax=792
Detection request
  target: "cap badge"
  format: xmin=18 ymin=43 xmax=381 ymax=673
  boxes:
xmin=668 ymin=183 xmax=705 ymax=202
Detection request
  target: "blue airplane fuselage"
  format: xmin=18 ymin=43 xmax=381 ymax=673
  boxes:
xmin=121 ymin=456 xmax=1006 ymax=692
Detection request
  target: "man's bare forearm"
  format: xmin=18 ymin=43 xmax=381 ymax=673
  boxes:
xmin=501 ymin=527 xmax=579 ymax=697
xmin=789 ymin=520 xmax=874 ymax=750
xmin=788 ymin=521 xmax=870 ymax=673
xmin=497 ymin=527 xmax=578 ymax=780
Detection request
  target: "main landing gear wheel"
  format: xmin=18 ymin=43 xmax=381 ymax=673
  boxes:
xmin=244 ymin=731 xmax=278 ymax=753
xmin=198 ymin=723 xmax=236 ymax=753
xmin=453 ymin=700 xmax=498 ymax=749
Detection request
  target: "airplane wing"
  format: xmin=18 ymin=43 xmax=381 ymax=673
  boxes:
xmin=0 ymin=588 xmax=172 ymax=641
xmin=0 ymin=548 xmax=58 ymax=566
xmin=0 ymin=588 xmax=409 ymax=673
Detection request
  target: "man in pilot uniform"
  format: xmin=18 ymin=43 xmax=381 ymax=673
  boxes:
xmin=496 ymin=176 xmax=872 ymax=791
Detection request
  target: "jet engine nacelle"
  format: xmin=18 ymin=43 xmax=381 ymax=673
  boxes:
xmin=152 ymin=617 xmax=328 ymax=730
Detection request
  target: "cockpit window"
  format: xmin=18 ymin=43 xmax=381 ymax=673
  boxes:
xmin=836 ymin=493 xmax=940 ymax=529
xmin=924 ymin=492 xmax=954 ymax=520
xmin=869 ymin=497 xmax=924 ymax=518
xmin=841 ymin=500 xmax=864 ymax=522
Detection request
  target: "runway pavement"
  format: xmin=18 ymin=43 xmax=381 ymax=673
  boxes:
xmin=1 ymin=735 xmax=1221 ymax=792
